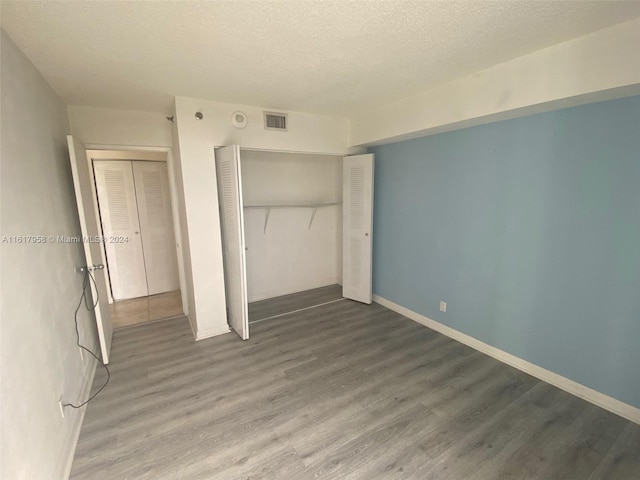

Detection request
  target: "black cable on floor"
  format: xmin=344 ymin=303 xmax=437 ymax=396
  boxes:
xmin=63 ymin=270 xmax=110 ymax=409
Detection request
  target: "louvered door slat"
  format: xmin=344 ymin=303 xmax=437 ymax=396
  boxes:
xmin=343 ymin=154 xmax=374 ymax=304
xmin=132 ymin=161 xmax=180 ymax=296
xmin=93 ymin=160 xmax=148 ymax=300
xmin=216 ymin=145 xmax=249 ymax=340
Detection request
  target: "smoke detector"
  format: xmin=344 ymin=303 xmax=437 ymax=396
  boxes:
xmin=231 ymin=111 xmax=248 ymax=129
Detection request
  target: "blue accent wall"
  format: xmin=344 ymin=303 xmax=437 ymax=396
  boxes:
xmin=370 ymin=96 xmax=640 ymax=408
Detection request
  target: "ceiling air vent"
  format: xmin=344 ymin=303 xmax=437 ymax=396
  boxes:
xmin=264 ymin=111 xmax=288 ymax=131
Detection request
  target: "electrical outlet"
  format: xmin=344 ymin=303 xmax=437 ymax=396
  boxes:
xmin=439 ymin=301 xmax=447 ymax=312
xmin=58 ymin=396 xmax=65 ymax=418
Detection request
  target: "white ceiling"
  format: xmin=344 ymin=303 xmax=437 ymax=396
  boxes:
xmin=2 ymin=1 xmax=639 ymax=116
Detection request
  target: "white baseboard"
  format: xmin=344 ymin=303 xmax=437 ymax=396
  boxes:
xmin=59 ymin=358 xmax=98 ymax=479
xmin=186 ymin=315 xmax=230 ymax=341
xmin=188 ymin=314 xmax=198 ymax=340
xmin=195 ymin=324 xmax=231 ymax=341
xmin=373 ymin=294 xmax=640 ymax=425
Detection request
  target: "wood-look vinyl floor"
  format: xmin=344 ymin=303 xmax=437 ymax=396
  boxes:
xmin=71 ymin=297 xmax=640 ymax=480
xmin=248 ymin=284 xmax=343 ymax=323
xmin=110 ymin=290 xmax=183 ymax=329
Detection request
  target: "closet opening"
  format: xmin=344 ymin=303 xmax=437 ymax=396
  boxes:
xmin=87 ymin=149 xmax=186 ymax=329
xmin=215 ymin=146 xmax=374 ymax=340
xmin=241 ymin=149 xmax=344 ymax=324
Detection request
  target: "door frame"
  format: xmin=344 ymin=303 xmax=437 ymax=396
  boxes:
xmin=83 ymin=144 xmax=189 ymax=316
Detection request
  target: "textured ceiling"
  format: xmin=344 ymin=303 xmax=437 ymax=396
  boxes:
xmin=2 ymin=1 xmax=639 ymax=116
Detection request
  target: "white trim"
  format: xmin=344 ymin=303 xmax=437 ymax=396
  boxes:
xmin=195 ymin=324 xmax=232 ymax=341
xmin=87 ymin=149 xmax=166 ymax=161
xmin=187 ymin=313 xmax=197 ymax=340
xmin=187 ymin=314 xmax=198 ymax=340
xmin=373 ymin=294 xmax=640 ymax=425
xmin=59 ymin=359 xmax=98 ymax=480
xmin=164 ymin=148 xmax=189 ymax=317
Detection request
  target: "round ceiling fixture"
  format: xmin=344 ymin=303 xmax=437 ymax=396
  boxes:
xmin=231 ymin=111 xmax=248 ymax=129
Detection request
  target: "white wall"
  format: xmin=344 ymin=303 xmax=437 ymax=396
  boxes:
xmin=175 ymin=97 xmax=349 ymax=155
xmin=349 ymin=18 xmax=640 ymax=146
xmin=67 ymin=105 xmax=172 ymax=148
xmin=1 ymin=31 xmax=99 ymax=479
xmin=173 ymin=97 xmax=349 ymax=338
xmin=171 ymin=103 xmax=227 ymax=339
xmin=241 ymin=150 xmax=342 ymax=302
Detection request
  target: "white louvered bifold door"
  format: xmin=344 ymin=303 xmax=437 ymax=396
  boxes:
xmin=343 ymin=154 xmax=374 ymax=304
xmin=132 ymin=161 xmax=180 ymax=296
xmin=67 ymin=136 xmax=113 ymax=363
xmin=215 ymin=145 xmax=249 ymax=340
xmin=93 ymin=160 xmax=148 ymax=300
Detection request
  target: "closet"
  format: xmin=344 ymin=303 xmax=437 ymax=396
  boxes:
xmin=215 ymin=146 xmax=374 ymax=340
xmin=93 ymin=160 xmax=180 ymax=301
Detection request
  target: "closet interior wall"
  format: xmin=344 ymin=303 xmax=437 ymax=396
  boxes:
xmin=240 ymin=150 xmax=343 ymax=302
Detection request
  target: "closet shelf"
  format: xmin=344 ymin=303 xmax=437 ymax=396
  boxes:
xmin=243 ymin=202 xmax=342 ymax=233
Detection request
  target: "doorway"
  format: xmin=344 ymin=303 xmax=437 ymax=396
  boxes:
xmin=88 ymin=149 xmax=185 ymax=329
